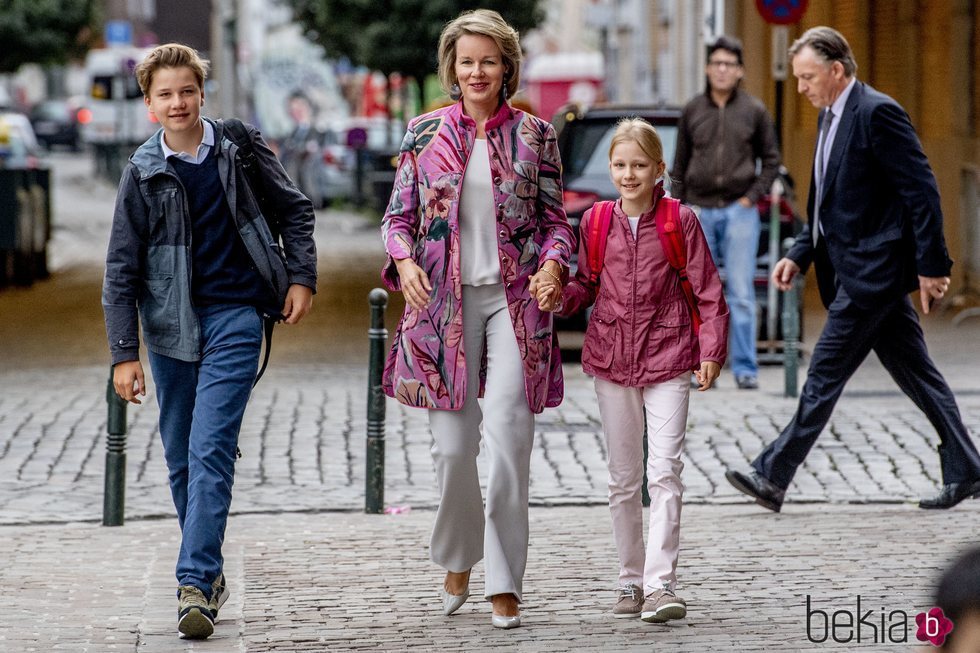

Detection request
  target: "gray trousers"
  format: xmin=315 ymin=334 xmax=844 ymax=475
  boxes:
xmin=428 ymin=283 xmax=535 ymax=601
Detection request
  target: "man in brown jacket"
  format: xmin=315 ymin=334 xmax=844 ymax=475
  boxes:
xmin=671 ymin=35 xmax=780 ymax=390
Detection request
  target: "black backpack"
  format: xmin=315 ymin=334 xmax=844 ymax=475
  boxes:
xmin=220 ymin=118 xmax=283 ymax=388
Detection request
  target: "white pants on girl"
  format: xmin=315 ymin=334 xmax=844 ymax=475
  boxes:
xmin=594 ymin=373 xmax=690 ymax=594
xmin=428 ymin=283 xmax=535 ymax=601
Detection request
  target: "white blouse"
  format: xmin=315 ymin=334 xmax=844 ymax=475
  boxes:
xmin=458 ymin=139 xmax=501 ymax=286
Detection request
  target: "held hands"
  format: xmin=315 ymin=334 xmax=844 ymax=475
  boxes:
xmin=529 ymin=260 xmax=563 ymax=312
xmin=395 ymin=258 xmax=433 ymax=310
xmin=113 ymin=360 xmax=146 ymax=405
xmin=918 ymin=275 xmax=950 ymax=314
xmin=694 ymin=360 xmax=721 ymax=392
xmin=771 ymin=257 xmax=801 ymax=291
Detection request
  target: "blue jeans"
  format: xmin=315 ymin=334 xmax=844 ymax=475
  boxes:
xmin=698 ymin=201 xmax=760 ymax=379
xmin=148 ymin=304 xmax=262 ymax=597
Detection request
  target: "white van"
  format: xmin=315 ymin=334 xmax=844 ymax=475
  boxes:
xmin=82 ymin=47 xmax=158 ymax=146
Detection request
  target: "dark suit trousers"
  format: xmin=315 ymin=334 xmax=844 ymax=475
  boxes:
xmin=752 ymin=275 xmax=980 ymax=490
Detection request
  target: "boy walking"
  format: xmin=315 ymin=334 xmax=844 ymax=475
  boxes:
xmin=102 ymin=43 xmax=317 ymax=639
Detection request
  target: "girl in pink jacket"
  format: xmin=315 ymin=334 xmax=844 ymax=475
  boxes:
xmin=556 ymin=118 xmax=729 ymax=623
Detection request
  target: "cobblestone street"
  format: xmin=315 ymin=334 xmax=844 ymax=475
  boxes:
xmin=0 ymin=152 xmax=977 ymax=651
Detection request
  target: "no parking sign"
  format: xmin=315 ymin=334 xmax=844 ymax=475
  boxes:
xmin=755 ymin=0 xmax=808 ymax=25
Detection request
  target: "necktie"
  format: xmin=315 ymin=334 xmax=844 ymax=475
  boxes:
xmin=812 ymin=109 xmax=835 ymax=245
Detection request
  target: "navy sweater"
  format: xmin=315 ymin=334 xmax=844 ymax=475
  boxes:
xmin=170 ymin=148 xmax=273 ymax=310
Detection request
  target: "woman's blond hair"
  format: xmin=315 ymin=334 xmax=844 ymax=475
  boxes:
xmin=608 ymin=117 xmax=671 ymax=183
xmin=437 ymin=9 xmax=522 ymax=100
xmin=135 ymin=43 xmax=210 ymax=96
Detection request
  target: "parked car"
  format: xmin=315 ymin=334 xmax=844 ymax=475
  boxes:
xmin=29 ymin=98 xmax=86 ymax=151
xmin=553 ymin=102 xmax=803 ymax=347
xmin=313 ymin=126 xmax=356 ymax=207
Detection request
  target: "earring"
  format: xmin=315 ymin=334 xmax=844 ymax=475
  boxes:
xmin=450 ymin=83 xmax=461 ymax=100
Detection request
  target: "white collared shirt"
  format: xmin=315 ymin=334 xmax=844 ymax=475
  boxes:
xmin=160 ymin=119 xmax=214 ymax=165
xmin=818 ymin=77 xmax=857 ymax=176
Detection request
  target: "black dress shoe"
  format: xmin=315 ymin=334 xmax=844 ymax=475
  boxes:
xmin=919 ymin=478 xmax=980 ymax=509
xmin=725 ymin=469 xmax=785 ymax=513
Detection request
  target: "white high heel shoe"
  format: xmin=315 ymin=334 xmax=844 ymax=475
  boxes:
xmin=439 ymin=570 xmax=471 ymax=616
xmin=490 ymin=594 xmax=522 ymax=629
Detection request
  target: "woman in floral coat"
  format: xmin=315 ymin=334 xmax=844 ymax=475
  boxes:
xmin=380 ymin=9 xmax=573 ymax=630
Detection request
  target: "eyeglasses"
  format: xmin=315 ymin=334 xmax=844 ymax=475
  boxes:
xmin=707 ymin=60 xmax=741 ymax=70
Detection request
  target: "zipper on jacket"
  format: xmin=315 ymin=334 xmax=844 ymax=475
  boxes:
xmin=159 ymin=169 xmax=199 ymax=336
xmin=715 ymin=103 xmax=726 ymax=193
xmin=628 ymin=215 xmax=638 ymax=386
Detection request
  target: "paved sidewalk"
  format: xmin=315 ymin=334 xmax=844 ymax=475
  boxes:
xmin=2 ymin=503 xmax=974 ymax=652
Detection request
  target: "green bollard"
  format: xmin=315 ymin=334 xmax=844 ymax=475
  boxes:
xmin=103 ymin=369 xmax=127 ymax=526
xmin=782 ymin=238 xmax=801 ymax=398
xmin=365 ymin=289 xmax=389 ymax=514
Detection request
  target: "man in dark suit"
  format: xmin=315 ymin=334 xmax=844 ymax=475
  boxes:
xmin=725 ymin=26 xmax=980 ymax=512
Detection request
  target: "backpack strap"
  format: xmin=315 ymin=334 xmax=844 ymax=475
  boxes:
xmin=220 ymin=118 xmax=281 ymax=242
xmin=586 ymin=201 xmax=617 ymax=285
xmin=219 ymin=118 xmax=284 ymax=393
xmin=655 ymin=198 xmax=703 ymax=335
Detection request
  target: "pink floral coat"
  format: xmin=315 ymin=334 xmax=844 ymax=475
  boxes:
xmin=380 ymin=101 xmax=574 ymax=413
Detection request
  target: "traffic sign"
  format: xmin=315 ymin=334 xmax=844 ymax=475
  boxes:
xmin=755 ymin=0 xmax=808 ymax=25
xmin=104 ymin=20 xmax=133 ymax=46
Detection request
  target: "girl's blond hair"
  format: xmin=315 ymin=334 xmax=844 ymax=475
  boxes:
xmin=437 ymin=9 xmax=522 ymax=100
xmin=608 ymin=117 xmax=671 ymax=183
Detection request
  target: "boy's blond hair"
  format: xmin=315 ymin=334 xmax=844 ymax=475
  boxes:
xmin=608 ymin=117 xmax=672 ymax=184
xmin=135 ymin=43 xmax=210 ymax=96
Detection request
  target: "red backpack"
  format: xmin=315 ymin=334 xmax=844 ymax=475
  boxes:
xmin=585 ymin=199 xmax=703 ymax=334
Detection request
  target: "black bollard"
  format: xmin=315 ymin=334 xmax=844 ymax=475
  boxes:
xmin=642 ymin=420 xmax=650 ymax=507
xmin=782 ymin=238 xmax=801 ymax=398
xmin=365 ymin=288 xmax=389 ymax=514
xmin=103 ymin=370 xmax=127 ymax=526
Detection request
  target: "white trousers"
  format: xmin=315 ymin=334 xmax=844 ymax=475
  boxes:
xmin=594 ymin=374 xmax=689 ymax=594
xmin=428 ymin=284 xmax=535 ymax=600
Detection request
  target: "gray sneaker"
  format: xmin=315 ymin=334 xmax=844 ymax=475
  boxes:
xmin=177 ymin=585 xmax=214 ymax=639
xmin=612 ymin=583 xmax=643 ymax=618
xmin=209 ymin=573 xmax=229 ymax=623
xmin=640 ymin=586 xmax=687 ymax=623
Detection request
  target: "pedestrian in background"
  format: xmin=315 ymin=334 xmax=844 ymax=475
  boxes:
xmin=671 ymin=35 xmax=780 ymax=390
xmin=726 ymin=26 xmax=980 ymax=513
xmin=278 ymin=91 xmax=323 ymax=207
xmin=556 ymin=118 xmax=728 ymax=623
xmin=379 ymin=9 xmax=573 ymax=629
xmin=102 ymin=43 xmax=317 ymax=639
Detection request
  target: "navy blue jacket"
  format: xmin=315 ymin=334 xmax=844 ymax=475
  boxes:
xmin=787 ymin=81 xmax=952 ymax=309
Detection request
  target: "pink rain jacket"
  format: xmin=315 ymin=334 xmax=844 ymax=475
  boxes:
xmin=560 ymin=188 xmax=729 ymax=386
xmin=381 ymin=101 xmax=574 ymax=412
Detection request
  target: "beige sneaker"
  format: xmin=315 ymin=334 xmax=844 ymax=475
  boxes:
xmin=612 ymin=583 xmax=643 ymax=618
xmin=177 ymin=585 xmax=214 ymax=639
xmin=209 ymin=573 xmax=229 ymax=623
xmin=640 ymin=586 xmax=687 ymax=623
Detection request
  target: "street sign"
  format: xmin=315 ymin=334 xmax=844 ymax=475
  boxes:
xmin=755 ymin=0 xmax=808 ymax=25
xmin=104 ymin=20 xmax=133 ymax=47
